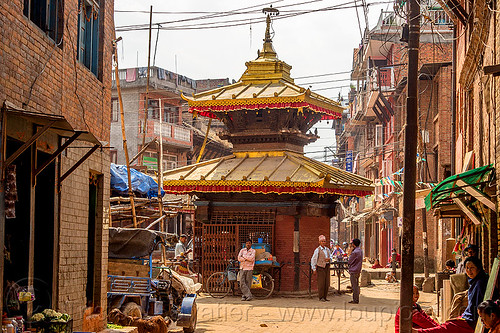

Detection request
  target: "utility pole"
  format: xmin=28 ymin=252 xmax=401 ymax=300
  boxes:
xmin=400 ymin=0 xmax=420 ymax=330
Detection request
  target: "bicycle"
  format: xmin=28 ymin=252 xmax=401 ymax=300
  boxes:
xmin=205 ymin=259 xmax=275 ymax=299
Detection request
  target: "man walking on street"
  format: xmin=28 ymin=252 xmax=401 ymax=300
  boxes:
xmin=348 ymin=238 xmax=363 ymax=304
xmin=311 ymin=235 xmax=332 ymax=301
xmin=238 ymin=239 xmax=256 ymax=301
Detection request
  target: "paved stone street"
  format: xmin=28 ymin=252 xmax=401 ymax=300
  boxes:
xmin=171 ymin=280 xmax=436 ymax=333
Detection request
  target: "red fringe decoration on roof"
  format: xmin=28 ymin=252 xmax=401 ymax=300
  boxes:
xmin=190 ymin=101 xmax=341 ymax=120
xmin=162 ymin=184 xmax=371 ymax=197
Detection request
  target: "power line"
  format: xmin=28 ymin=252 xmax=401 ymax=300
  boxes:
xmin=300 ymin=77 xmax=352 ymax=85
xmin=115 ymin=1 xmax=393 ymax=32
xmin=294 ymin=70 xmax=352 ymax=79
xmin=312 ymin=84 xmax=352 ymax=91
xmin=116 ymin=0 xmax=285 ymax=29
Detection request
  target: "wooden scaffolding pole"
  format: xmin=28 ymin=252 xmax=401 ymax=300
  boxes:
xmin=197 ymin=118 xmax=212 ymax=163
xmin=157 ymin=98 xmax=166 ymax=264
xmin=113 ymin=37 xmax=137 ymax=228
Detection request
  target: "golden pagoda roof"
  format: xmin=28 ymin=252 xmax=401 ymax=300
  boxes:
xmin=162 ymin=151 xmax=374 ymax=197
xmin=182 ymin=15 xmax=343 ymax=119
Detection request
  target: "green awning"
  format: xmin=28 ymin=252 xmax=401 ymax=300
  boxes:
xmin=425 ymin=164 xmax=494 ymax=211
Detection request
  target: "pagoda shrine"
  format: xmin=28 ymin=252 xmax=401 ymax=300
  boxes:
xmin=162 ymin=10 xmax=373 ymax=292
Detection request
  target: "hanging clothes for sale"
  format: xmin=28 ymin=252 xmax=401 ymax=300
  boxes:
xmin=5 ymin=164 xmax=17 ymax=219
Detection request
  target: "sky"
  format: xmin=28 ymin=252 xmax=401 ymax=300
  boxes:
xmin=113 ymin=0 xmax=391 ymax=162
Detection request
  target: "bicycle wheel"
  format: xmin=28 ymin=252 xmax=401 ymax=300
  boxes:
xmin=252 ymin=272 xmax=274 ymax=299
xmin=206 ymin=272 xmax=231 ymax=298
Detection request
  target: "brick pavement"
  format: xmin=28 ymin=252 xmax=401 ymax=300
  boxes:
xmin=172 ymin=280 xmax=436 ymax=333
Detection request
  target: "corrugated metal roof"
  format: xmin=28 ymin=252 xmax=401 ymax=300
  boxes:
xmin=162 ymin=151 xmax=373 ymax=196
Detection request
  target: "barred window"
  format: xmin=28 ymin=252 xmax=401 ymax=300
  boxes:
xmin=77 ymin=0 xmax=100 ymax=77
xmin=24 ymin=0 xmax=64 ymax=44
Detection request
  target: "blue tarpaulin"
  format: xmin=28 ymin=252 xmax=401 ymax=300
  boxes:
xmin=110 ymin=163 xmax=165 ymax=198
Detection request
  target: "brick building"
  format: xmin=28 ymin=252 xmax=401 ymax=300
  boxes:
xmin=111 ymin=68 xmax=232 ymax=170
xmin=428 ymin=0 xmax=500 ymax=273
xmin=1 ymin=0 xmax=113 ymax=329
xmin=337 ymin=9 xmax=454 ymax=271
xmin=111 ymin=67 xmax=195 ymax=170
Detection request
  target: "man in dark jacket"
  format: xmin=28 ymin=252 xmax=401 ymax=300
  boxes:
xmin=348 ymin=238 xmax=363 ymax=304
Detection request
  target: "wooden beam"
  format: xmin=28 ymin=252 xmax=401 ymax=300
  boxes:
xmin=59 ymin=144 xmax=100 ymax=184
xmin=371 ymin=102 xmax=386 ymax=124
xmin=27 ymin=142 xmax=37 ymax=317
xmin=145 ymin=215 xmax=166 ymax=230
xmin=4 ymin=120 xmax=56 ymax=169
xmin=445 ymin=0 xmax=468 ymax=25
xmin=452 ymin=197 xmax=481 ymax=225
xmin=416 ymin=189 xmax=431 ymax=199
xmin=130 ymin=138 xmax=157 ymax=165
xmin=462 ymin=151 xmax=474 ymax=173
xmin=484 ymin=64 xmax=500 ymax=76
xmin=375 ymin=100 xmax=391 ymax=123
xmin=456 ymin=179 xmax=496 ymax=210
xmin=379 ymin=92 xmax=395 ymax=116
xmin=34 ymin=132 xmax=81 ymax=177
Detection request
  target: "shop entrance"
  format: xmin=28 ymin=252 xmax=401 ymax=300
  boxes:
xmin=3 ymin=138 xmax=55 ymax=317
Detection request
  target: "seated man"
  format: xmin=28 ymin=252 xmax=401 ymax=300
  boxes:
xmin=395 ymin=285 xmax=439 ymax=332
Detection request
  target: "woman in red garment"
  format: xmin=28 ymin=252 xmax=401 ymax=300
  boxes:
xmin=477 ymin=300 xmax=500 ymax=333
xmin=395 ymin=285 xmax=439 ymax=332
xmin=412 ymin=256 xmax=488 ymax=333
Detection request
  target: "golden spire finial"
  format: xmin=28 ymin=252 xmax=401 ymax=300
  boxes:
xmin=259 ymin=6 xmax=279 ymax=59
xmin=264 ymin=14 xmax=272 ymax=43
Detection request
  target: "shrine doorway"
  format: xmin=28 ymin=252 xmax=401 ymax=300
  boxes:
xmin=198 ymin=210 xmax=275 ymax=282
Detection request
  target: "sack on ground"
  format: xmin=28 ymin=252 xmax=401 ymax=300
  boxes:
xmin=251 ymin=274 xmax=262 ymax=289
xmin=228 ymin=270 xmax=237 ymax=281
xmin=237 ymin=270 xmax=242 ymax=282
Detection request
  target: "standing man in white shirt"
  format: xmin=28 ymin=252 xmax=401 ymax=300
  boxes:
xmin=175 ymin=234 xmax=191 ymax=259
xmin=311 ymin=235 xmax=332 ymax=301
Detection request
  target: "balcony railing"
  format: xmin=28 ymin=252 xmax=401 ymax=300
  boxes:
xmin=378 ymin=9 xmax=451 ymax=27
xmin=153 ymin=122 xmax=192 ymax=144
xmin=424 ymin=9 xmax=453 ymax=25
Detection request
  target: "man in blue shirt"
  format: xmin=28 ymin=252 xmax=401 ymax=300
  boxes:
xmin=331 ymin=242 xmax=345 ymax=261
